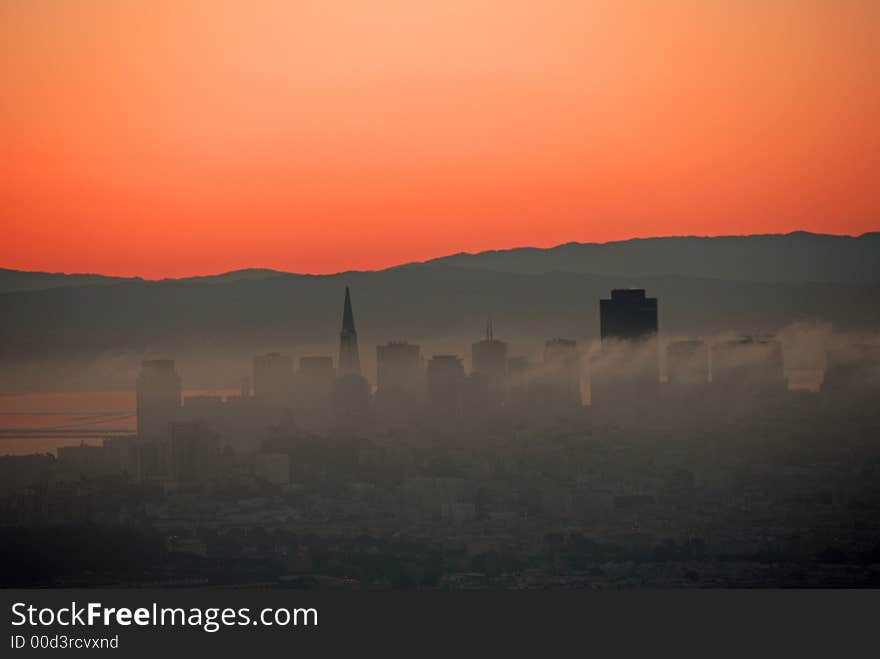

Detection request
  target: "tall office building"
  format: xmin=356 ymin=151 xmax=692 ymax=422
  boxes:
xmin=377 ymin=341 xmax=422 ymax=393
xmin=471 ymin=319 xmax=508 ymax=407
xmin=472 ymin=319 xmax=508 ymax=378
xmin=332 ymin=287 xmax=370 ymax=429
xmin=338 ymin=286 xmax=361 ymax=377
xmin=593 ymin=289 xmax=660 ymax=410
xmin=599 ymin=289 xmax=658 ymax=341
xmin=253 ymin=352 xmax=294 ymax=407
xmin=374 ymin=340 xmax=422 ymax=426
xmin=136 ymin=359 xmax=181 ymax=439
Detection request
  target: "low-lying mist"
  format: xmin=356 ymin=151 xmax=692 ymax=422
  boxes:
xmin=2 ymin=322 xmax=877 ymax=398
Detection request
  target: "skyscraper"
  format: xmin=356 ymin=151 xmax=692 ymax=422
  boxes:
xmin=592 ymin=289 xmax=660 ymax=411
xmin=471 ymin=318 xmax=508 ymax=407
xmin=599 ymin=289 xmax=658 ymax=341
xmin=338 ymin=286 xmax=361 ymax=377
xmin=333 ymin=287 xmax=370 ymax=430
xmin=377 ymin=341 xmax=422 ymax=393
xmin=136 ymin=359 xmax=181 ymax=439
xmin=375 ymin=341 xmax=423 ymax=427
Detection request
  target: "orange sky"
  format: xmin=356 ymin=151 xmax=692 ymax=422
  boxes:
xmin=2 ymin=0 xmax=878 ymax=278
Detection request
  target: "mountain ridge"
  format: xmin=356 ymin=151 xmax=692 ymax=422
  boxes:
xmin=2 ymin=231 xmax=878 ymax=292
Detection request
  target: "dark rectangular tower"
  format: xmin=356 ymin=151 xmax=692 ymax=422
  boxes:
xmin=136 ymin=359 xmax=181 ymax=439
xmin=600 ymin=289 xmax=658 ymax=341
xmin=471 ymin=318 xmax=508 ymax=408
xmin=592 ymin=289 xmax=660 ymax=411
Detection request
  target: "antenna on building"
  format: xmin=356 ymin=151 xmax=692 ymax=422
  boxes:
xmin=486 ymin=315 xmax=494 ymax=341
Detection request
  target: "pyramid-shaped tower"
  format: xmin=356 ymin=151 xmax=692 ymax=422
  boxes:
xmin=338 ymin=286 xmax=361 ymax=376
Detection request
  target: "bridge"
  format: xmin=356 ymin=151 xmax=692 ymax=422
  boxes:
xmin=0 ymin=411 xmax=135 ymax=440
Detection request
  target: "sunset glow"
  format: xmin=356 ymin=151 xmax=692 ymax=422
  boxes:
xmin=2 ymin=0 xmax=878 ymax=278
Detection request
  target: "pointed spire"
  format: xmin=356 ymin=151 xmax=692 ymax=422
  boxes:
xmin=342 ymin=286 xmax=356 ymax=333
xmin=338 ymin=286 xmax=361 ymax=376
xmin=486 ymin=315 xmax=493 ymax=341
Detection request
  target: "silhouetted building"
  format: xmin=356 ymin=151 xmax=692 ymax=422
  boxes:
xmin=667 ymin=340 xmax=709 ymax=385
xmin=136 ymin=359 xmax=181 ymax=439
xmin=331 ymin=287 xmax=370 ymax=430
xmin=600 ymin=288 xmax=658 ymax=341
xmin=471 ymin=319 xmax=508 ymax=407
xmin=338 ymin=286 xmax=361 ymax=377
xmin=592 ymin=289 xmax=660 ymax=410
xmin=377 ymin=341 xmax=422 ymax=392
xmin=175 ymin=393 xmax=269 ymax=454
xmin=253 ymin=352 xmax=294 ymax=407
xmin=427 ymin=355 xmax=465 ymax=418
xmin=375 ymin=341 xmax=423 ymax=427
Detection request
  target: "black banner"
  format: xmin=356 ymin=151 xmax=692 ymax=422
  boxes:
xmin=1 ymin=589 xmax=876 ymax=656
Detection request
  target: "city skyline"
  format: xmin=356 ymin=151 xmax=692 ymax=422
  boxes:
xmin=3 ymin=279 xmax=878 ymax=591
xmin=5 ymin=0 xmax=880 ymax=606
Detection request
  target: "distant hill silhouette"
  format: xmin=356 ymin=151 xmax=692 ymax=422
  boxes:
xmin=0 ymin=267 xmax=285 ymax=294
xmin=425 ymin=232 xmax=880 ymax=284
xmin=2 ymin=232 xmax=878 ymax=294
xmin=0 ymin=268 xmax=135 ymax=293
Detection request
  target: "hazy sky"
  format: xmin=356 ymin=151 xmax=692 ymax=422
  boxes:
xmin=2 ymin=0 xmax=878 ymax=277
